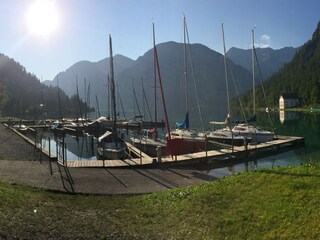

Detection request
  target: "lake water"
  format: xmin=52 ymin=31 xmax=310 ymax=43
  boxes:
xmin=208 ymin=110 xmax=319 ymax=177
xmin=36 ymin=110 xmax=319 ymax=177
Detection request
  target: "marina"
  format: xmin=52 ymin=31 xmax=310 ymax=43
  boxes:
xmin=58 ymin=135 xmax=305 ymax=168
xmin=7 ymin=122 xmax=304 ymax=169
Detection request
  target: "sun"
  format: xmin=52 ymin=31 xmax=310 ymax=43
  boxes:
xmin=26 ymin=0 xmax=60 ymax=38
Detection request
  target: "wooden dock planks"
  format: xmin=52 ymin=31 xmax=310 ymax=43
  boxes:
xmin=53 ymin=135 xmax=306 ymax=168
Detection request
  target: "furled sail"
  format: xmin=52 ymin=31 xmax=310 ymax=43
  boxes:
xmin=176 ymin=112 xmax=189 ymax=129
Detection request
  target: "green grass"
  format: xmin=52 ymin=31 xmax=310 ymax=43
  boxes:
xmin=2 ymin=164 xmax=320 ymax=239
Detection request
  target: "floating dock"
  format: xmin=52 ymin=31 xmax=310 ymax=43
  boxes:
xmin=65 ymin=135 xmax=304 ymax=168
xmin=5 ymin=123 xmax=304 ymax=168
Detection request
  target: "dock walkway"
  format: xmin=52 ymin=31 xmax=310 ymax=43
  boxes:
xmin=65 ymin=135 xmax=304 ymax=168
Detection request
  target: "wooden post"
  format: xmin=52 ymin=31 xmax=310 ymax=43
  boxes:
xmin=48 ymin=137 xmax=53 ymax=175
xmin=56 ymin=139 xmax=58 ymax=162
xmin=205 ymin=134 xmax=208 ymax=159
xmin=157 ymin=146 xmax=162 ymax=163
xmin=139 ymin=139 xmax=142 ymax=165
xmin=140 ymin=148 xmax=142 ymax=165
xmin=64 ymin=143 xmax=67 ymax=167
xmin=49 ymin=137 xmax=51 ymax=158
xmin=244 ymin=137 xmax=248 ymax=157
xmin=231 ymin=131 xmax=234 ymax=153
xmin=40 ymin=134 xmax=43 ymax=164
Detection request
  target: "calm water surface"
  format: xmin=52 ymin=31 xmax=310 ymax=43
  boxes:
xmin=208 ymin=110 xmax=320 ymax=177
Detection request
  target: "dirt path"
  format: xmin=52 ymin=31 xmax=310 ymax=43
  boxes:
xmin=0 ymin=124 xmax=214 ymax=194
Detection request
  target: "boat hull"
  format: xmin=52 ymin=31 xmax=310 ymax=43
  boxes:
xmin=97 ymin=146 xmax=127 ymax=160
xmin=232 ymin=124 xmax=274 ymax=143
xmin=131 ymin=137 xmax=167 ymax=157
xmin=207 ymin=136 xmax=248 ymax=146
xmin=235 ymin=132 xmax=274 ymax=144
xmin=167 ymin=138 xmax=206 ymax=156
xmin=97 ymin=131 xmax=127 ymax=160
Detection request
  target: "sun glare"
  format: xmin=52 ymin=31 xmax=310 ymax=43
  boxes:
xmin=26 ymin=0 xmax=60 ymax=38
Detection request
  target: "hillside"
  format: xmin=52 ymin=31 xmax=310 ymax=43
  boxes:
xmin=243 ymin=21 xmax=320 ymax=108
xmin=0 ymin=53 xmax=89 ymax=119
xmin=227 ymin=47 xmax=297 ymax=79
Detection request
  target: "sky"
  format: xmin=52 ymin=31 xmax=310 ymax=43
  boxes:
xmin=0 ymin=0 xmax=319 ymax=81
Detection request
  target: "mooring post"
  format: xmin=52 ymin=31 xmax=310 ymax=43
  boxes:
xmin=231 ymin=131 xmax=234 ymax=153
xmin=157 ymin=146 xmax=162 ymax=163
xmin=64 ymin=143 xmax=67 ymax=167
xmin=34 ymin=130 xmax=37 ymax=150
xmin=48 ymin=137 xmax=53 ymax=175
xmin=48 ymin=137 xmax=51 ymax=158
xmin=56 ymin=140 xmax=58 ymax=162
xmin=244 ymin=137 xmax=248 ymax=157
xmin=205 ymin=134 xmax=208 ymax=159
xmin=40 ymin=133 xmax=43 ymax=164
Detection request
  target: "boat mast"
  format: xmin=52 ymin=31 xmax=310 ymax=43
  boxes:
xmin=95 ymin=95 xmax=101 ymax=118
xmin=132 ymin=78 xmax=142 ymax=117
xmin=221 ymin=23 xmax=230 ymax=119
xmin=153 ymin=23 xmax=158 ymax=139
xmin=185 ymin=15 xmax=204 ymax=130
xmin=109 ymin=34 xmax=118 ymax=142
xmin=87 ymin=82 xmax=91 ymax=119
xmin=252 ymin=27 xmax=256 ymax=116
xmin=76 ymin=75 xmax=83 ymax=121
xmin=84 ymin=77 xmax=87 ymax=119
xmin=117 ymin=88 xmax=126 ymax=119
xmin=107 ymin=74 xmax=111 ymax=119
xmin=183 ymin=14 xmax=189 ymax=119
xmin=142 ymin=78 xmax=152 ymax=121
xmin=57 ymin=75 xmax=62 ymax=122
xmin=153 ymin=23 xmax=171 ymax=139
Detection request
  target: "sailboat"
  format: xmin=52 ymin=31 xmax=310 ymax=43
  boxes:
xmin=97 ymin=34 xmax=127 ymax=160
xmin=169 ymin=15 xmax=206 ymax=153
xmin=231 ymin=27 xmax=274 ymax=143
xmin=207 ymin=23 xmax=249 ymax=147
xmin=130 ymin=23 xmax=167 ymax=157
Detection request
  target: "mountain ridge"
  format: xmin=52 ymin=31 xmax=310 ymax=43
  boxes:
xmin=241 ymin=21 xmax=320 ymax=108
xmin=227 ymin=46 xmax=297 ymax=79
xmin=42 ymin=41 xmax=297 ymax=124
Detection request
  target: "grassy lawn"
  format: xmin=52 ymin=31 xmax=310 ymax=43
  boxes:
xmin=1 ymin=164 xmax=320 ymax=239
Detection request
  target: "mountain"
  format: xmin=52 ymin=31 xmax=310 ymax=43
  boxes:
xmin=44 ymin=41 xmax=254 ymax=126
xmin=227 ymin=47 xmax=297 ymax=79
xmin=43 ymin=55 xmax=135 ymax=98
xmin=0 ymin=53 xmax=90 ymax=119
xmin=241 ymin=21 xmax=320 ymax=108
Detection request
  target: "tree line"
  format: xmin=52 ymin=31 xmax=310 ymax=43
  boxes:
xmin=239 ymin=21 xmax=320 ymax=109
xmin=0 ymin=54 xmax=93 ymax=120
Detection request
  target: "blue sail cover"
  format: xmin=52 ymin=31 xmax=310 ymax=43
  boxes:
xmin=176 ymin=112 xmax=189 ymax=129
xmin=231 ymin=115 xmax=256 ymax=124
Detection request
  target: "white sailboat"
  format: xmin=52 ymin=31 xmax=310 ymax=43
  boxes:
xmin=232 ymin=27 xmax=274 ymax=143
xmin=97 ymin=34 xmax=127 ymax=160
xmin=207 ymin=23 xmax=249 ymax=147
xmin=169 ymin=15 xmax=206 ymax=152
xmin=208 ymin=117 xmax=249 ymax=146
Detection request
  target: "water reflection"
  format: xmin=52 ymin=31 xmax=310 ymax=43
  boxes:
xmin=279 ymin=110 xmax=299 ymax=124
xmin=36 ymin=130 xmax=98 ymax=161
xmin=207 ymin=110 xmax=320 ymax=178
xmin=26 ymin=111 xmax=320 ymax=174
xmin=208 ymin=150 xmax=302 ymax=178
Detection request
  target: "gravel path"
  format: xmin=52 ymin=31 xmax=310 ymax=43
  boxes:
xmin=0 ymin=123 xmax=214 ymax=194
